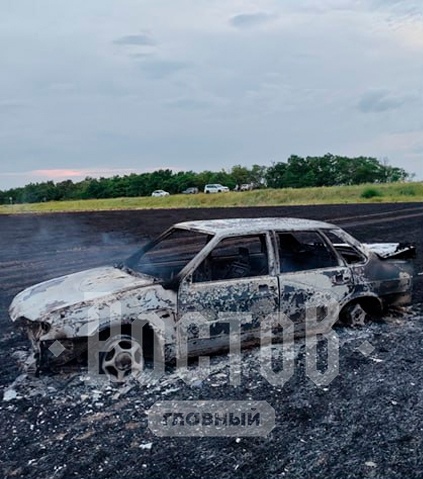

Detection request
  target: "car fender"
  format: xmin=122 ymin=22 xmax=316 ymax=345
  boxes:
xmin=36 ymin=285 xmax=177 ymax=343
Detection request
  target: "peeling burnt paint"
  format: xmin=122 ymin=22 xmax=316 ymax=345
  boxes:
xmin=8 ymin=217 xmax=415 ymax=373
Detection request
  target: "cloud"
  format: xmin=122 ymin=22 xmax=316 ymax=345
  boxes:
xmin=130 ymin=52 xmax=153 ymax=59
xmin=34 ymin=169 xmax=90 ymax=178
xmin=166 ymin=98 xmax=209 ymax=110
xmin=47 ymin=82 xmax=76 ymax=92
xmin=1 ymin=0 xmax=423 ymax=186
xmin=0 ymin=100 xmax=28 ymax=111
xmin=369 ymin=0 xmax=422 ymax=16
xmin=229 ymin=12 xmax=276 ymax=29
xmin=354 ymin=129 xmax=423 ymax=178
xmin=367 ymin=0 xmax=423 ymax=47
xmin=31 ymin=168 xmax=145 ymax=179
xmin=371 ymin=130 xmax=423 ymax=153
xmin=299 ymin=0 xmax=422 ymax=24
xmin=0 ymin=167 xmax=185 ymax=189
xmin=113 ymin=33 xmax=155 ymax=46
xmin=357 ymin=89 xmax=411 ymax=113
xmin=136 ymin=59 xmax=190 ymax=79
xmin=0 ymin=167 xmax=181 ymax=182
xmin=297 ymin=0 xmax=360 ymax=14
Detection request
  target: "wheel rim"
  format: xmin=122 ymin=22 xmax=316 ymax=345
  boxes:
xmin=344 ymin=303 xmax=367 ymax=327
xmin=102 ymin=336 xmax=144 ymax=382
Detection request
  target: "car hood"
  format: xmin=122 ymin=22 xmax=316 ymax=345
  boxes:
xmin=9 ymin=266 xmax=155 ymax=322
xmin=364 ymin=242 xmax=416 ymax=260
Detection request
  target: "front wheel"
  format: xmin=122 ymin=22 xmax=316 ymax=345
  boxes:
xmin=101 ymin=334 xmax=144 ymax=382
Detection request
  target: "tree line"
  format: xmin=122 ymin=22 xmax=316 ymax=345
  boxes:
xmin=0 ymin=154 xmax=411 ymax=204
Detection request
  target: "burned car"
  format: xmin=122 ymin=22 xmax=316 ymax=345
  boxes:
xmin=9 ymin=218 xmax=415 ymax=380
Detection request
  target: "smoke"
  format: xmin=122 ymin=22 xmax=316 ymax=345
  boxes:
xmin=0 ymin=213 xmax=150 ymax=327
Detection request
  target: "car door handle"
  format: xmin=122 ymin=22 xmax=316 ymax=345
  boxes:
xmin=333 ymin=274 xmax=350 ymax=285
xmin=258 ymin=284 xmax=269 ymax=292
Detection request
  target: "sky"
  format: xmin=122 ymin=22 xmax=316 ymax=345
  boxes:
xmin=1 ymin=0 xmax=422 ymax=189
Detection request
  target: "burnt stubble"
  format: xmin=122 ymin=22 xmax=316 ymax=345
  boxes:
xmin=1 ymin=203 xmax=422 ymax=479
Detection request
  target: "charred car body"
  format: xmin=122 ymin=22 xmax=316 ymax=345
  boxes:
xmin=9 ymin=218 xmax=415 ymax=380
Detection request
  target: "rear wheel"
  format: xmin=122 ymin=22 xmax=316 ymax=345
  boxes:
xmin=101 ymin=334 xmax=144 ymax=382
xmin=339 ymin=299 xmax=382 ymax=327
xmin=340 ymin=302 xmax=368 ymax=326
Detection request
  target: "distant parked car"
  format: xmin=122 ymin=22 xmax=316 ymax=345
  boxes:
xmin=182 ymin=187 xmax=199 ymax=194
xmin=204 ymin=184 xmax=230 ymax=194
xmin=151 ymin=190 xmax=170 ymax=197
xmin=240 ymin=183 xmax=254 ymax=191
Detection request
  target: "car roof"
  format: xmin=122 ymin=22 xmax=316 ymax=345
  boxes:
xmin=174 ymin=217 xmax=336 ymax=235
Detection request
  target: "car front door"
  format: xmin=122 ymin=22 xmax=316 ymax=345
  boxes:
xmin=177 ymin=233 xmax=279 ymax=356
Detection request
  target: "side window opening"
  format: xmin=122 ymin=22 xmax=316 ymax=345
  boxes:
xmin=324 ymin=230 xmax=367 ymax=265
xmin=193 ymin=234 xmax=268 ymax=282
xmin=277 ymin=231 xmax=339 ymax=273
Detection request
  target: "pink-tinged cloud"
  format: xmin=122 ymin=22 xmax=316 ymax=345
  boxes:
xmin=31 ymin=167 xmax=183 ymax=180
xmin=0 ymin=167 xmax=186 ymax=189
xmin=32 ymin=169 xmax=89 ymax=178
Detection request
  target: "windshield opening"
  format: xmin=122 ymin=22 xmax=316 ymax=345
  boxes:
xmin=125 ymin=228 xmax=211 ymax=281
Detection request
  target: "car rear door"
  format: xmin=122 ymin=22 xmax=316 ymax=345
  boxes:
xmin=274 ymin=230 xmax=354 ymax=336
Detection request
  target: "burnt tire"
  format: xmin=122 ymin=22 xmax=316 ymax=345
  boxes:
xmin=100 ymin=334 xmax=144 ymax=383
xmin=340 ymin=302 xmax=368 ymax=327
xmin=339 ymin=300 xmax=382 ymax=327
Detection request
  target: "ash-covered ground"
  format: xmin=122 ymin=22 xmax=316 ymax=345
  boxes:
xmin=1 ymin=203 xmax=422 ymax=479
